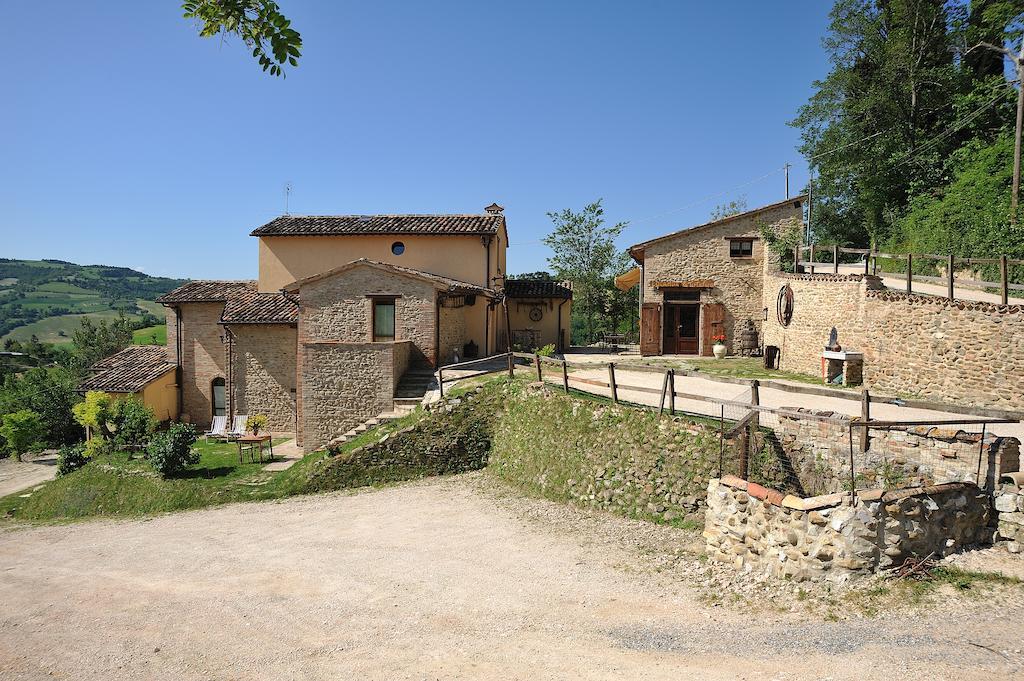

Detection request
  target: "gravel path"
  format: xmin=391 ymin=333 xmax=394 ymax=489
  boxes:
xmin=0 ymin=453 xmax=57 ymax=498
xmin=1 ymin=473 xmax=1021 ymax=680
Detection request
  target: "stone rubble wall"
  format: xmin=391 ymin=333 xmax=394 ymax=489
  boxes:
xmin=761 ymin=261 xmax=1024 ymax=411
xmin=438 ymin=304 xmax=466 ymax=365
xmin=704 ymin=476 xmax=992 ymax=582
xmin=300 ymin=342 xmax=397 ymax=452
xmin=994 ymin=481 xmax=1024 ymax=554
xmin=228 ymin=324 xmax=297 ymax=433
xmin=774 ymin=408 xmax=1019 ymax=494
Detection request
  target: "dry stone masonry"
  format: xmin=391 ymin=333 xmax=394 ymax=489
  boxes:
xmin=704 ymin=476 xmax=992 ymax=582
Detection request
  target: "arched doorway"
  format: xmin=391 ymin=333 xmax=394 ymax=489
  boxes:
xmin=211 ymin=377 xmax=226 ymax=420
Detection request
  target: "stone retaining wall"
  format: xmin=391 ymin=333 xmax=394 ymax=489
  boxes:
xmin=704 ymin=476 xmax=992 ymax=582
xmin=995 ymin=480 xmax=1024 ymax=553
xmin=774 ymin=408 xmax=1019 ymax=494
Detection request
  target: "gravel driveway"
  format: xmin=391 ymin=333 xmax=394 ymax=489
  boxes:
xmin=1 ymin=474 xmax=1021 ymax=680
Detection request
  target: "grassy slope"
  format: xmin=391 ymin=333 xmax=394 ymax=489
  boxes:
xmin=132 ymin=324 xmax=167 ymax=345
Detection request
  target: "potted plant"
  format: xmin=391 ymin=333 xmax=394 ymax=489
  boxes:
xmin=246 ymin=414 xmax=268 ymax=437
xmin=712 ymin=334 xmax=727 ymax=359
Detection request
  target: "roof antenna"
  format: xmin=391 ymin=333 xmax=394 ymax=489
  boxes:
xmin=284 ymin=182 xmax=292 ymax=215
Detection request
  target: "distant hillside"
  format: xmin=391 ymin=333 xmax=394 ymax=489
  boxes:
xmin=0 ymin=259 xmax=186 ymax=344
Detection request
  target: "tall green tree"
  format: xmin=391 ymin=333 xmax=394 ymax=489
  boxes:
xmin=71 ymin=315 xmax=134 ymax=372
xmin=182 ymin=0 xmax=301 ymax=77
xmin=543 ymin=200 xmax=627 ymax=344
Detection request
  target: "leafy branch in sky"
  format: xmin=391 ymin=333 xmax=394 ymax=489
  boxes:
xmin=182 ymin=1 xmax=301 ymax=77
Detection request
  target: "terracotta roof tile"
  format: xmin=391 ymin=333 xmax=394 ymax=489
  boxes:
xmin=156 ymin=281 xmax=256 ymax=304
xmin=504 ymin=280 xmax=573 ymax=299
xmin=80 ymin=346 xmax=176 ymax=394
xmin=221 ymin=293 xmax=298 ymax=324
xmin=251 ymin=214 xmax=504 ymax=237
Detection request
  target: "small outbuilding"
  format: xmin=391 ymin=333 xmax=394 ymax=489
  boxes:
xmin=503 ymin=279 xmax=573 ymax=353
xmin=79 ymin=345 xmax=179 ymax=421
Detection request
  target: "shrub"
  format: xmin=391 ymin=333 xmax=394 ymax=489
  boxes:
xmin=536 ymin=343 xmax=556 ymax=357
xmin=57 ymin=443 xmax=88 ymax=477
xmin=71 ymin=391 xmax=113 ymax=436
xmin=84 ymin=435 xmax=111 ymax=459
xmin=145 ymin=423 xmax=199 ymax=478
xmin=0 ymin=409 xmax=44 ymax=461
xmin=109 ymin=397 xmax=156 ymax=450
xmin=245 ymin=414 xmax=268 ymax=436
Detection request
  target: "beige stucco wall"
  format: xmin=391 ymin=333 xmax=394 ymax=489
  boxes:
xmin=228 ymin=324 xmax=297 ymax=433
xmin=258 ymin=234 xmax=498 ymax=293
xmin=137 ymin=370 xmax=179 ymax=422
xmin=640 ymin=206 xmax=803 ymax=354
xmin=507 ymin=298 xmax=572 ymax=351
xmin=173 ymin=302 xmax=226 ymax=428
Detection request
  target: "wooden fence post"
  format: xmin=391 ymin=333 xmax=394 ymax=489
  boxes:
xmin=738 ymin=426 xmax=749 ymax=481
xmin=1001 ymin=255 xmax=1009 ymax=305
xmin=833 ymin=244 xmax=839 ymax=274
xmin=793 ymin=246 xmax=799 ymax=273
xmin=668 ymin=369 xmax=676 ymax=416
xmin=906 ymin=253 xmax=912 ymax=293
xmin=864 ymin=251 xmax=870 ymax=275
xmin=658 ymin=370 xmax=670 ymax=415
xmin=860 ymin=388 xmax=871 ymax=453
xmin=809 ymin=243 xmax=816 ymax=274
xmin=437 ymin=368 xmax=444 ymax=398
xmin=750 ymin=379 xmax=760 ymax=428
xmin=947 ymin=254 xmax=955 ymax=300
xmin=561 ymin=359 xmax=569 ymax=393
xmin=534 ymin=354 xmax=542 ymax=382
xmin=507 ymin=352 xmax=514 ymax=379
xmin=608 ymin=362 xmax=618 ymax=403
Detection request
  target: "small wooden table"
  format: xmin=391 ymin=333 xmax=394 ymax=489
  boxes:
xmin=236 ymin=434 xmax=274 ymax=463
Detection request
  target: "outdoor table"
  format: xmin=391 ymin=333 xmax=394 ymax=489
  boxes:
xmin=236 ymin=434 xmax=274 ymax=464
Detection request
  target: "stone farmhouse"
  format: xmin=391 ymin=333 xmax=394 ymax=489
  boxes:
xmin=92 ymin=205 xmax=570 ymax=452
xmin=621 ymin=196 xmax=805 ymax=356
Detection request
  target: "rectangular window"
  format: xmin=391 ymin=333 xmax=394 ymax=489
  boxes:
xmin=664 ymin=289 xmax=700 ymax=302
xmin=729 ymin=239 xmax=754 ymax=258
xmin=372 ymin=299 xmax=396 ymax=341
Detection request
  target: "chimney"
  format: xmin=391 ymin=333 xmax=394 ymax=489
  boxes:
xmin=484 ymin=202 xmax=504 ymax=215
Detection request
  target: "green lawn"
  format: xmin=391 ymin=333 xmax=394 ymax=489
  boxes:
xmin=625 ymin=356 xmax=845 ymax=389
xmin=1 ymin=310 xmax=141 ymax=344
xmin=0 ymin=410 xmax=425 ymax=523
xmin=133 ymin=324 xmax=167 ymax=345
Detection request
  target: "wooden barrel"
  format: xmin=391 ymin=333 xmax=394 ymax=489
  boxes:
xmin=738 ymin=319 xmax=759 ymax=356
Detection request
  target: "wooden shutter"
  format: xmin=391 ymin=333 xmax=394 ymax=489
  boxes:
xmin=701 ymin=303 xmax=725 ymax=357
xmin=640 ymin=303 xmax=661 ymax=356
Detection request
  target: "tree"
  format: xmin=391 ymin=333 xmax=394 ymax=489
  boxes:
xmin=710 ymin=197 xmax=748 ymax=221
xmin=71 ymin=314 xmax=133 ymax=373
xmin=0 ymin=410 xmax=44 ymax=461
xmin=182 ymin=0 xmax=302 ymax=77
xmin=0 ymin=367 xmax=83 ymax=447
xmin=542 ymin=200 xmax=627 ymax=344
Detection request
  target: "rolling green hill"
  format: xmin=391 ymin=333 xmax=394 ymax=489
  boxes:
xmin=0 ymin=259 xmax=186 ymax=345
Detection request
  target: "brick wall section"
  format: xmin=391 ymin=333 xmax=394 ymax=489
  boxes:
xmin=761 ymin=258 xmax=1024 ymax=410
xmin=774 ymin=408 xmax=1019 ymax=493
xmin=175 ymin=302 xmax=227 ymax=428
xmin=301 ymin=342 xmax=396 ymax=452
xmin=229 ymin=324 xmax=297 ymax=433
xmin=438 ymin=304 xmax=466 ymax=365
xmin=165 ymin=306 xmax=179 ymax=363
xmin=642 ymin=207 xmax=802 ymax=353
xmin=300 ymin=265 xmax=438 ymax=367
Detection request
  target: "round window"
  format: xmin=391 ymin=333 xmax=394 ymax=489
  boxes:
xmin=391 ymin=241 xmax=405 ymax=255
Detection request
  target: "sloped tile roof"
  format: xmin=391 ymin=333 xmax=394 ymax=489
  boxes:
xmin=156 ymin=281 xmax=257 ymax=303
xmin=282 ymin=259 xmax=494 ymax=296
xmin=504 ymin=279 xmax=573 ymax=299
xmin=157 ymin=281 xmax=298 ymax=324
xmin=250 ymin=214 xmax=504 ymax=237
xmin=80 ymin=345 xmax=176 ymax=394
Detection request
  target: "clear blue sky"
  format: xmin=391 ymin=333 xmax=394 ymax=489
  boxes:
xmin=1 ymin=1 xmax=831 ymax=280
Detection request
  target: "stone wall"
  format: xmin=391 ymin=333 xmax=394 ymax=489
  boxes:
xmin=174 ymin=302 xmax=227 ymax=429
xmin=228 ymin=324 xmax=297 ymax=433
xmin=438 ymin=303 xmax=466 ymax=365
xmin=704 ymin=476 xmax=992 ymax=582
xmin=642 ymin=205 xmax=803 ymax=353
xmin=299 ymin=264 xmax=437 ymax=366
xmin=773 ymin=408 xmax=1020 ymax=494
xmin=300 ymin=342 xmax=397 ymax=452
xmin=761 ymin=263 xmax=1024 ymax=411
xmin=994 ymin=480 xmax=1024 ymax=553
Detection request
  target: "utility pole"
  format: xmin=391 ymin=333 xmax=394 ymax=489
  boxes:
xmin=784 ymin=162 xmax=791 ymax=199
xmin=972 ymin=39 xmax=1024 ymax=223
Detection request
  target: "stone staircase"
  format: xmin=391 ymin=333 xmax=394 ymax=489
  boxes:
xmin=395 ymin=366 xmax=436 ymax=401
xmin=328 ymin=402 xmax=418 ymax=448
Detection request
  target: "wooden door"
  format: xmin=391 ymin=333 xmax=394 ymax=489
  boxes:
xmin=640 ymin=303 xmax=661 ymax=356
xmin=664 ymin=305 xmax=699 ymax=354
xmin=701 ymin=303 xmax=725 ymax=356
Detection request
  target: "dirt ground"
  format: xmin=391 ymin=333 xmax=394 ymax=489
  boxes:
xmin=0 ymin=452 xmax=57 ymax=499
xmin=1 ymin=473 xmax=1022 ymax=681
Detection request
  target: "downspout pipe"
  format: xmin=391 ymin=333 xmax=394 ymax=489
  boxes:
xmin=557 ymin=298 xmax=569 ymax=353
